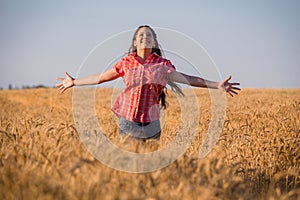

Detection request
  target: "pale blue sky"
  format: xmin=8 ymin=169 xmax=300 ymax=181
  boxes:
xmin=0 ymin=0 xmax=299 ymax=88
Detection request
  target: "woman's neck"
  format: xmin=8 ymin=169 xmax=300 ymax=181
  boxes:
xmin=136 ymin=48 xmax=152 ymax=63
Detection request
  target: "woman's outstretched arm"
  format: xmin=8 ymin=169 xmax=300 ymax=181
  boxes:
xmin=169 ymin=71 xmax=240 ymax=96
xmin=56 ymin=68 xmax=120 ymax=93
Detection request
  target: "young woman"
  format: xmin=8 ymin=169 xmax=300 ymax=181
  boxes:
xmin=56 ymin=25 xmax=240 ymax=140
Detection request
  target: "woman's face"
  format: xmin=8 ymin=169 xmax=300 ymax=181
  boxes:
xmin=134 ymin=27 xmax=155 ymax=50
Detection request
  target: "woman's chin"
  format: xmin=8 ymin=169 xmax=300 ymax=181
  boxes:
xmin=136 ymin=46 xmax=152 ymax=50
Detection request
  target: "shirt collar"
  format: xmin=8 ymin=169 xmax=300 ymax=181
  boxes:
xmin=130 ymin=52 xmax=160 ymax=61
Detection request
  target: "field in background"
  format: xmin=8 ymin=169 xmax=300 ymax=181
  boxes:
xmin=0 ymin=88 xmax=299 ymax=200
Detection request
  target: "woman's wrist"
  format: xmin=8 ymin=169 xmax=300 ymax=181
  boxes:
xmin=206 ymin=80 xmax=219 ymax=89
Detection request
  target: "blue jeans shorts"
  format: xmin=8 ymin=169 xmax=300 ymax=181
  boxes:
xmin=118 ymin=117 xmax=161 ymax=140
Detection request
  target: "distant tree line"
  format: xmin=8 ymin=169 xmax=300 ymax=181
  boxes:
xmin=2 ymin=84 xmax=51 ymax=90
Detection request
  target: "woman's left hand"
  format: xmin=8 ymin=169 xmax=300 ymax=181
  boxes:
xmin=218 ymin=75 xmax=240 ymax=97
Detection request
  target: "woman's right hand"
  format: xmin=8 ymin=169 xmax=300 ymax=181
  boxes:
xmin=56 ymin=72 xmax=75 ymax=93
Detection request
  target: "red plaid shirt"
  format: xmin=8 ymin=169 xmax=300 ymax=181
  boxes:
xmin=111 ymin=53 xmax=176 ymax=122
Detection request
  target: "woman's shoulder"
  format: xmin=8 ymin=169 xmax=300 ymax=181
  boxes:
xmin=151 ymin=53 xmax=171 ymax=63
xmin=117 ymin=53 xmax=135 ymax=63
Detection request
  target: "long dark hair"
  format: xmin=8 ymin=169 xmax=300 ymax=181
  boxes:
xmin=128 ymin=25 xmax=184 ymax=109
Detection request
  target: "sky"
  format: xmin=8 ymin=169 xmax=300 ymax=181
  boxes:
xmin=0 ymin=0 xmax=299 ymax=89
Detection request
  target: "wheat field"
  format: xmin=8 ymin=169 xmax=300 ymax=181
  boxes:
xmin=0 ymin=88 xmax=299 ymax=200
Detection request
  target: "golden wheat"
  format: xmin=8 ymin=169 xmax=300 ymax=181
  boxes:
xmin=0 ymin=88 xmax=299 ymax=200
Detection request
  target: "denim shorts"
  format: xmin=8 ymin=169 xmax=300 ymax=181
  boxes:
xmin=118 ymin=117 xmax=161 ymax=140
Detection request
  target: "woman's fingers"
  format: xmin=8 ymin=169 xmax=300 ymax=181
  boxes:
xmin=57 ymin=86 xmax=63 ymax=93
xmin=60 ymin=87 xmax=67 ymax=93
xmin=227 ymin=90 xmax=234 ymax=97
xmin=56 ymin=77 xmax=64 ymax=81
xmin=230 ymin=89 xmax=238 ymax=95
xmin=224 ymin=75 xmax=232 ymax=84
xmin=58 ymin=85 xmax=66 ymax=93
xmin=225 ymin=75 xmax=231 ymax=81
xmin=58 ymin=85 xmax=64 ymax=91
xmin=226 ymin=85 xmax=240 ymax=97
xmin=65 ymin=72 xmax=73 ymax=79
xmin=231 ymin=86 xmax=241 ymax=91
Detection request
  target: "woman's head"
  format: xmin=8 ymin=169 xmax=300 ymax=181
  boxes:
xmin=129 ymin=25 xmax=161 ymax=56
